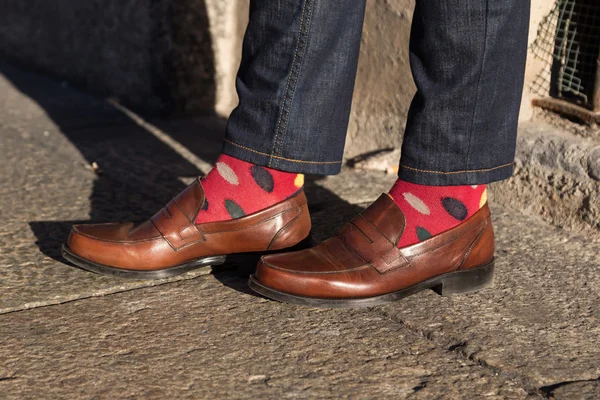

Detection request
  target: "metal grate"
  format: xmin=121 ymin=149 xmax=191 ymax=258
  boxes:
xmin=530 ymin=0 xmax=600 ymax=110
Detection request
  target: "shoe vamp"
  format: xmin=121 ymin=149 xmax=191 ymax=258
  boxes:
xmin=264 ymin=236 xmax=368 ymax=274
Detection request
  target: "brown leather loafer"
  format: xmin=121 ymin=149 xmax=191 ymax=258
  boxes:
xmin=62 ymin=178 xmax=311 ymax=279
xmin=249 ymin=194 xmax=494 ymax=308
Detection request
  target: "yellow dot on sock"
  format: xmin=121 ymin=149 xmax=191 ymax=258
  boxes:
xmin=479 ymin=189 xmax=488 ymax=208
xmin=294 ymin=174 xmax=305 ymax=188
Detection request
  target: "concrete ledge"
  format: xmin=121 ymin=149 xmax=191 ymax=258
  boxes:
xmin=490 ymin=120 xmax=600 ymax=240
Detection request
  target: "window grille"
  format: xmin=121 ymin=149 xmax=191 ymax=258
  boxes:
xmin=530 ymin=0 xmax=600 ymax=124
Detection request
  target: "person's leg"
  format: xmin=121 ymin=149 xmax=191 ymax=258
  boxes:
xmin=251 ymin=0 xmax=531 ymax=307
xmin=63 ymin=0 xmax=368 ymax=278
xmin=399 ymin=0 xmax=530 ymax=185
xmin=195 ymin=0 xmax=367 ymax=223
xmin=223 ymin=0 xmax=367 ymax=175
xmin=386 ymin=0 xmax=530 ymax=246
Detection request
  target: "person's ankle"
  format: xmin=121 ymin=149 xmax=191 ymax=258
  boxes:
xmin=388 ymin=179 xmax=487 ymax=247
xmin=195 ymin=154 xmax=304 ymax=224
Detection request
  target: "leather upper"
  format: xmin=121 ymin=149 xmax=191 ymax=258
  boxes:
xmin=254 ymin=194 xmax=495 ymax=299
xmin=67 ymin=178 xmax=311 ymax=270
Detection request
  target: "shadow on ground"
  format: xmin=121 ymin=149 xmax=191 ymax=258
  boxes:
xmin=212 ymin=175 xmax=364 ymax=296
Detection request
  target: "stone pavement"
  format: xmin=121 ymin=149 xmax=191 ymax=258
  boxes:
xmin=1 ymin=61 xmax=599 ymax=399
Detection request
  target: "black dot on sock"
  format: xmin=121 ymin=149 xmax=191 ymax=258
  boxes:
xmin=225 ymin=199 xmax=246 ymax=219
xmin=416 ymin=226 xmax=432 ymax=241
xmin=442 ymin=197 xmax=468 ymax=221
xmin=200 ymin=199 xmax=209 ymax=211
xmin=250 ymin=166 xmax=274 ymax=193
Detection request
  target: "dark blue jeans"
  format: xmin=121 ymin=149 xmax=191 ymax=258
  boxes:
xmin=222 ymin=0 xmax=530 ymax=185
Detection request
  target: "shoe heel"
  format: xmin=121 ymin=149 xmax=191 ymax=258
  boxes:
xmin=432 ymin=261 xmax=495 ymax=296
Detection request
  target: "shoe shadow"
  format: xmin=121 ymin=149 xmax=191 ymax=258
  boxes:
xmin=211 ymin=175 xmax=364 ymax=297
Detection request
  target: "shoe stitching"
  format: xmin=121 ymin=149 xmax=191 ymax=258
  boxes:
xmin=347 ymin=220 xmax=374 ymax=244
xmin=171 ymin=196 xmax=207 ymax=242
xmin=356 ymin=214 xmax=393 ymax=245
xmin=339 ymin=234 xmax=370 ymax=264
xmin=199 ymin=204 xmax=307 ymax=234
xmin=267 ymin=210 xmax=302 ymax=251
xmin=188 ymin=178 xmax=206 ymax=222
xmin=151 ymin=218 xmax=178 ymax=251
xmin=171 ymin=237 xmax=210 ymax=252
xmin=261 ymin=258 xmax=371 ymax=275
xmin=457 ymin=218 xmax=489 ymax=270
xmin=72 ymin=230 xmax=162 ymax=244
xmin=172 ymin=197 xmax=192 ymax=222
xmin=384 ymin=194 xmax=407 ymax=245
xmin=260 ymin=217 xmax=492 ymax=283
xmin=374 ymin=255 xmax=411 ymax=275
xmin=347 ymin=216 xmax=409 ymax=275
xmin=72 ymin=196 xmax=306 ymax=250
xmin=178 ymin=224 xmax=205 ymax=242
xmin=162 ymin=206 xmax=172 ymax=218
xmin=405 ymin=218 xmax=489 ymax=259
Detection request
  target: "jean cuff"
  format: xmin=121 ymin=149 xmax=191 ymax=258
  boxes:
xmin=398 ymin=162 xmax=514 ymax=185
xmin=221 ymin=139 xmax=343 ymax=175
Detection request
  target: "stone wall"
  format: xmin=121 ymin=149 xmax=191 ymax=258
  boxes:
xmin=0 ymin=0 xmax=242 ymax=116
xmin=346 ymin=0 xmax=414 ymax=158
xmin=0 ymin=0 xmax=554 ymax=157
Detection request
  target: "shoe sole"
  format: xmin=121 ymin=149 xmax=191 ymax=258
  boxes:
xmin=61 ymin=238 xmax=311 ymax=280
xmin=248 ymin=260 xmax=495 ymax=309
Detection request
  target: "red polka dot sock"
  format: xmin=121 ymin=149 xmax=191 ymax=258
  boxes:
xmin=388 ymin=180 xmax=488 ymax=248
xmin=195 ymin=154 xmax=304 ymax=224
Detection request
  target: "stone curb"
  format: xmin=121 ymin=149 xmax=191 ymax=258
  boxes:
xmin=491 ymin=121 xmax=600 ymax=240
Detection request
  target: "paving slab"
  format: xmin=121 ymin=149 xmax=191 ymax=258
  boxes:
xmin=378 ymin=208 xmax=600 ymax=389
xmin=0 ymin=274 xmax=531 ymax=400
xmin=2 ymin=58 xmax=600 ymax=399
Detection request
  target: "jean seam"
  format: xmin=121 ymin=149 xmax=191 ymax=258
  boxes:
xmin=400 ymin=162 xmax=513 ymax=175
xmin=275 ymin=0 xmax=315 ymax=168
xmin=270 ymin=0 xmax=312 ymax=168
xmin=465 ymin=0 xmax=490 ymax=170
xmin=224 ymin=139 xmax=342 ymax=165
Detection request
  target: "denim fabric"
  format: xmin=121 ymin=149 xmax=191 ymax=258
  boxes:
xmin=223 ymin=0 xmax=530 ymax=184
xmin=398 ymin=0 xmax=530 ymax=185
xmin=223 ymin=0 xmax=367 ymax=175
